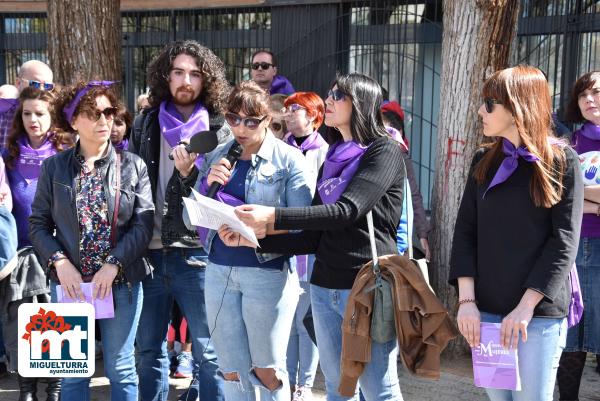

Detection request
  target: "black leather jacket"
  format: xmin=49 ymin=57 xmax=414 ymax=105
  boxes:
xmin=129 ymin=106 xmax=230 ymax=247
xmin=28 ymin=143 xmax=154 ymax=283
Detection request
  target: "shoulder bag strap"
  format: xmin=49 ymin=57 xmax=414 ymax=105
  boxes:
xmin=110 ymin=152 xmax=121 ymax=248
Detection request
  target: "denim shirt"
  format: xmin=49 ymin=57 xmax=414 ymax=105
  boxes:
xmin=197 ymin=131 xmax=313 ymax=263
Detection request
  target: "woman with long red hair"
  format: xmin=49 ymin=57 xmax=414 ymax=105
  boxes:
xmin=449 ymin=65 xmax=583 ymax=401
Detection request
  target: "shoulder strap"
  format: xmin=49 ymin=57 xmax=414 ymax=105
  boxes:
xmin=110 ymin=152 xmax=121 ymax=248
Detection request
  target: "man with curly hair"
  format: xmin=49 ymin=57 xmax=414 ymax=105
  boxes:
xmin=129 ymin=40 xmax=230 ymax=401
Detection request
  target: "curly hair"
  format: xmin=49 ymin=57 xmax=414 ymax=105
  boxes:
xmin=4 ymin=87 xmax=74 ymax=170
xmin=146 ymin=40 xmax=230 ymax=114
xmin=52 ymin=82 xmax=119 ymax=133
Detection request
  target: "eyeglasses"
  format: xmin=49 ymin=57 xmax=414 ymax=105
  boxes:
xmin=89 ymin=107 xmax=118 ymax=122
xmin=270 ymin=122 xmax=283 ymax=132
xmin=251 ymin=62 xmax=274 ymax=71
xmin=25 ymin=79 xmax=55 ymax=91
xmin=225 ymin=112 xmax=268 ymax=130
xmin=328 ymin=89 xmax=347 ymax=102
xmin=484 ymin=98 xmax=502 ymax=113
xmin=281 ymin=103 xmax=305 ymax=114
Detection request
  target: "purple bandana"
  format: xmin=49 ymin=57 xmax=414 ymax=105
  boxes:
xmin=285 ymin=131 xmax=326 ymax=153
xmin=63 ymin=81 xmax=116 ymax=124
xmin=196 ymin=176 xmax=245 ymax=243
xmin=317 ymin=140 xmax=368 ymax=204
xmin=158 ymin=101 xmax=209 ymax=169
xmin=483 ymin=138 xmax=540 ymax=197
xmin=113 ymin=138 xmax=128 ymax=152
xmin=16 ymin=135 xmax=57 ymax=184
xmin=0 ymin=98 xmax=18 ymax=114
xmin=577 ymin=121 xmax=600 ymax=141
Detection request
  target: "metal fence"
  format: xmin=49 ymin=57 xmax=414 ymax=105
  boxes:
xmin=1 ymin=0 xmax=600 ymax=209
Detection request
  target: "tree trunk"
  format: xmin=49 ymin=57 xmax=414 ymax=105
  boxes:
xmin=429 ymin=0 xmax=520 ymax=355
xmin=47 ymin=0 xmax=121 ymax=85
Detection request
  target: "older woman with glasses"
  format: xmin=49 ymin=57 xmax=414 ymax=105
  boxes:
xmin=171 ymin=80 xmax=312 ymax=401
xmin=29 ymin=81 xmax=154 ymax=401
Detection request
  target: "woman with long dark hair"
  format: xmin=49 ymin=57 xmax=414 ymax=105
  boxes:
xmin=450 ymin=66 xmax=582 ymax=401
xmin=222 ymin=73 xmax=406 ymax=400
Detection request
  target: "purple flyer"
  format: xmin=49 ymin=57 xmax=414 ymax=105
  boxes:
xmin=472 ymin=322 xmax=521 ymax=391
xmin=56 ymin=283 xmax=115 ymax=320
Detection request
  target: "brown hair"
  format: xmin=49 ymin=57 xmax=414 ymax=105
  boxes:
xmin=52 ymin=82 xmax=119 ymax=133
xmin=227 ymin=80 xmax=270 ymax=117
xmin=565 ymin=71 xmax=600 ymax=123
xmin=4 ymin=87 xmax=74 ymax=169
xmin=114 ymin=103 xmax=133 ymax=139
xmin=473 ymin=65 xmax=566 ymax=208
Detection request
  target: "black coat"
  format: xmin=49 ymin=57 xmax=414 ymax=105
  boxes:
xmin=28 ymin=143 xmax=154 ymax=283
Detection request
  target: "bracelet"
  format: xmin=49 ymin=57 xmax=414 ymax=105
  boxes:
xmin=49 ymin=251 xmax=67 ymax=268
xmin=457 ymin=298 xmax=477 ymax=306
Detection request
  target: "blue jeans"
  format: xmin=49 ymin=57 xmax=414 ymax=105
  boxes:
xmin=480 ymin=311 xmax=567 ymax=401
xmin=310 ymin=285 xmax=402 ymax=401
xmin=287 ymin=281 xmax=319 ymax=388
xmin=136 ymin=248 xmax=224 ymax=401
xmin=205 ymin=262 xmax=299 ymax=401
xmin=51 ymin=281 xmax=143 ymax=401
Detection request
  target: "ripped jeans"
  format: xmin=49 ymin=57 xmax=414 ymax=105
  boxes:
xmin=205 ymin=262 xmax=299 ymax=401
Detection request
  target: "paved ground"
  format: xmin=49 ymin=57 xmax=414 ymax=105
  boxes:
xmin=1 ymin=354 xmax=599 ymax=400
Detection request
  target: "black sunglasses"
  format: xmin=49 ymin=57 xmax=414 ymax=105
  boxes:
xmin=27 ymin=79 xmax=55 ymax=91
xmin=89 ymin=107 xmax=118 ymax=122
xmin=251 ymin=62 xmax=274 ymax=71
xmin=328 ymin=88 xmax=347 ymax=102
xmin=225 ymin=112 xmax=267 ymax=130
xmin=484 ymin=98 xmax=501 ymax=113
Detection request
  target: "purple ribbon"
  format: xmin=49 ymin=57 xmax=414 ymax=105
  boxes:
xmin=576 ymin=121 xmax=600 ymax=141
xmin=317 ymin=140 xmax=368 ymax=204
xmin=285 ymin=131 xmax=326 ymax=153
xmin=0 ymin=98 xmax=18 ymax=114
xmin=483 ymin=138 xmax=540 ymax=197
xmin=63 ymin=81 xmax=117 ymax=124
xmin=15 ymin=135 xmax=57 ymax=184
xmin=567 ymin=264 xmax=584 ymax=328
xmin=196 ymin=176 xmax=245 ymax=243
xmin=158 ymin=101 xmax=209 ymax=169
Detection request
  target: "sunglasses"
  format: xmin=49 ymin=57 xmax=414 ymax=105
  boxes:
xmin=281 ymin=103 xmax=306 ymax=114
xmin=328 ymin=88 xmax=347 ymax=102
xmin=89 ymin=107 xmax=118 ymax=122
xmin=251 ymin=62 xmax=274 ymax=71
xmin=484 ymin=98 xmax=502 ymax=113
xmin=225 ymin=112 xmax=267 ymax=130
xmin=26 ymin=79 xmax=55 ymax=91
xmin=270 ymin=122 xmax=283 ymax=132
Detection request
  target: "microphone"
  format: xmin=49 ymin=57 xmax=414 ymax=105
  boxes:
xmin=207 ymin=141 xmax=243 ymax=199
xmin=168 ymin=130 xmax=219 ymax=160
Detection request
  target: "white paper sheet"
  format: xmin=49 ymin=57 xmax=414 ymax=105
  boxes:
xmin=183 ymin=188 xmax=259 ymax=247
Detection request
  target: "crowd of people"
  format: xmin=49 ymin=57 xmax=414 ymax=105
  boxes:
xmin=0 ymin=38 xmax=597 ymax=401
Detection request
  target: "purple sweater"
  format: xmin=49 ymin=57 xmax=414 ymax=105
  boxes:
xmin=7 ymin=168 xmax=37 ymax=248
xmin=573 ymin=129 xmax=600 ymax=237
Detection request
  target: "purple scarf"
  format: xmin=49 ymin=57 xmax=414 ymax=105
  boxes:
xmin=196 ymin=176 xmax=245 ymax=243
xmin=577 ymin=121 xmax=600 ymax=140
xmin=483 ymin=138 xmax=540 ymax=197
xmin=15 ymin=135 xmax=57 ymax=184
xmin=113 ymin=138 xmax=128 ymax=152
xmin=317 ymin=140 xmax=368 ymax=204
xmin=285 ymin=131 xmax=326 ymax=153
xmin=0 ymin=98 xmax=18 ymax=114
xmin=158 ymin=101 xmax=209 ymax=169
xmin=568 ymin=264 xmax=584 ymax=328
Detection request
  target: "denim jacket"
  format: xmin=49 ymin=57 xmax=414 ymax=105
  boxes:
xmin=197 ymin=131 xmax=313 ymax=263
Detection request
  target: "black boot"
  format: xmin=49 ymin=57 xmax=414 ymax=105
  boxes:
xmin=45 ymin=378 xmax=61 ymax=401
xmin=17 ymin=375 xmax=38 ymax=401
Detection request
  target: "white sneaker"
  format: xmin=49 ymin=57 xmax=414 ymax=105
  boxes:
xmin=292 ymin=386 xmax=312 ymax=401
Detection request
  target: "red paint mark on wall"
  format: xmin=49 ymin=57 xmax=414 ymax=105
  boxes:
xmin=442 ymin=137 xmax=466 ymax=195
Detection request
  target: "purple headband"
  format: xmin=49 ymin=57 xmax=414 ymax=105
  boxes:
xmin=63 ymin=80 xmax=116 ymax=124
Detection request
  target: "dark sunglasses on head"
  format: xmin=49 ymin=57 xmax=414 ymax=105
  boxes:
xmin=251 ymin=62 xmax=274 ymax=71
xmin=225 ymin=112 xmax=267 ymax=130
xmin=282 ymin=103 xmax=305 ymax=114
xmin=328 ymin=88 xmax=347 ymax=102
xmin=270 ymin=122 xmax=283 ymax=132
xmin=484 ymin=98 xmax=501 ymax=113
xmin=90 ymin=107 xmax=118 ymax=121
xmin=27 ymin=80 xmax=55 ymax=91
